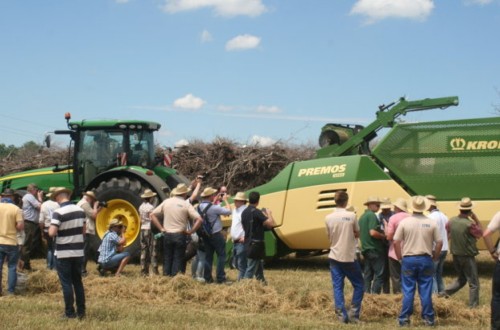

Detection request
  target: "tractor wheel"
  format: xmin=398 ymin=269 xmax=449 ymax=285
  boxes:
xmin=92 ymin=176 xmax=161 ymax=260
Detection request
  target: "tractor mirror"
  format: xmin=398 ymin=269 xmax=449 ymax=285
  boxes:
xmin=44 ymin=133 xmax=51 ymax=148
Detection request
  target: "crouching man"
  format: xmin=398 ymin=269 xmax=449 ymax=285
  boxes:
xmin=97 ymin=219 xmax=130 ymax=277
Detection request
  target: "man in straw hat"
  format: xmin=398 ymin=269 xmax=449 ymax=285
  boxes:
xmin=197 ymin=186 xmax=232 ymax=284
xmin=425 ymin=194 xmax=449 ymax=296
xmin=139 ymin=189 xmax=158 ymax=276
xmin=358 ymin=196 xmax=386 ymax=294
xmin=384 ymin=198 xmax=410 ymax=294
xmin=393 ymin=195 xmax=442 ymax=327
xmin=97 ymin=218 xmax=131 ymax=277
xmin=482 ymin=210 xmax=500 ymax=329
xmin=151 ymin=183 xmax=202 ymax=277
xmin=77 ymin=190 xmax=103 ymax=276
xmin=39 ymin=187 xmax=59 ymax=270
xmin=0 ymin=189 xmax=24 ymax=296
xmin=442 ymin=197 xmax=483 ymax=308
xmin=48 ymin=187 xmax=87 ymax=319
xmin=229 ymin=192 xmax=248 ymax=281
xmin=325 ymin=191 xmax=364 ymax=324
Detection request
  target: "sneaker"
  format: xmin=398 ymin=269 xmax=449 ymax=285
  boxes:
xmin=195 ymin=277 xmax=206 ymax=283
xmin=437 ymin=291 xmax=449 ymax=298
xmin=61 ymin=314 xmax=77 ymax=320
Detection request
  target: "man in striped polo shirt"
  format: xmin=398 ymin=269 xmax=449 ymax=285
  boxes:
xmin=49 ymin=187 xmax=86 ymax=319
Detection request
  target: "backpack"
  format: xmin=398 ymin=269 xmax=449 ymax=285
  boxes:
xmin=197 ymin=203 xmax=214 ymax=239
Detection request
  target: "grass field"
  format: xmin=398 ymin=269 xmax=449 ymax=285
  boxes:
xmin=0 ymin=252 xmax=494 ymax=329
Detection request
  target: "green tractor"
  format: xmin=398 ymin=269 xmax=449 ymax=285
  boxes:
xmin=0 ymin=113 xmax=189 ymax=257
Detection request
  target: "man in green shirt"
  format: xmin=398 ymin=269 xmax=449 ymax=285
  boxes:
xmin=358 ymin=196 xmax=385 ymax=294
xmin=443 ymin=197 xmax=483 ymax=308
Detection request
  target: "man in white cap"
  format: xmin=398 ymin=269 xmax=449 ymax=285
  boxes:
xmin=197 ymin=187 xmax=232 ymax=284
xmin=229 ymin=192 xmax=248 ymax=281
xmin=394 ymin=196 xmax=442 ymax=327
xmin=48 ymin=187 xmax=86 ymax=319
xmin=151 ymin=183 xmax=202 ymax=277
xmin=426 ymin=194 xmax=449 ymax=295
xmin=325 ymin=191 xmax=364 ymax=324
xmin=384 ymin=198 xmax=410 ymax=294
xmin=443 ymin=197 xmax=482 ymax=308
xmin=482 ymin=210 xmax=500 ymax=329
xmin=358 ymin=196 xmax=385 ymax=294
xmin=77 ymin=191 xmax=102 ymax=276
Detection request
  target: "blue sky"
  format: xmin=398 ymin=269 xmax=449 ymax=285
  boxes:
xmin=1 ymin=0 xmax=499 ymax=148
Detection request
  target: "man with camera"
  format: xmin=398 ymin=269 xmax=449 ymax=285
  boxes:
xmin=77 ymin=191 xmax=103 ymax=276
xmin=97 ymin=218 xmax=130 ymax=277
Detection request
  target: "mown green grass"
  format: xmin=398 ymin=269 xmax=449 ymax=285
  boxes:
xmin=0 ymin=253 xmax=494 ymax=329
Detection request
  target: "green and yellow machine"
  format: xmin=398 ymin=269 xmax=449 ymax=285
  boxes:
xmin=0 ymin=113 xmax=188 ymax=256
xmin=248 ymin=96 xmax=500 ymax=257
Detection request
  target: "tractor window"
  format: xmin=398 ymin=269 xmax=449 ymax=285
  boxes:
xmin=78 ymin=130 xmax=124 ymax=170
xmin=129 ymin=130 xmax=154 ymax=167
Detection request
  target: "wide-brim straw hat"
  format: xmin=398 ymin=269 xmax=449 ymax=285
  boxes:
xmin=425 ymin=194 xmax=437 ymax=207
xmin=233 ymin=192 xmax=247 ymax=202
xmin=141 ymin=189 xmax=157 ymax=199
xmin=458 ymin=197 xmax=474 ymax=210
xmin=83 ymin=191 xmax=97 ymax=200
xmin=171 ymin=183 xmax=191 ymax=196
xmin=380 ymin=198 xmax=392 ymax=209
xmin=409 ymin=195 xmax=430 ymax=213
xmin=363 ymin=196 xmax=381 ymax=205
xmin=45 ymin=187 xmax=57 ymax=198
xmin=392 ymin=198 xmax=408 ymax=212
xmin=345 ymin=205 xmax=356 ymax=213
xmin=200 ymin=187 xmax=218 ymax=198
xmin=108 ymin=218 xmax=123 ymax=229
xmin=50 ymin=187 xmax=73 ymax=201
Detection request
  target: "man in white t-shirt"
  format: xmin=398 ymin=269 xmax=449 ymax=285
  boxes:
xmin=482 ymin=211 xmax=500 ymax=330
xmin=325 ymin=191 xmax=364 ymax=324
xmin=229 ymin=192 xmax=248 ymax=280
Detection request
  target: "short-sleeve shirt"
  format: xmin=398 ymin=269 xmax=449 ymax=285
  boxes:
xmin=197 ymin=201 xmax=232 ymax=234
xmin=0 ymin=203 xmax=23 ymax=246
xmin=241 ymin=205 xmax=268 ymax=241
xmin=385 ymin=211 xmax=410 ymax=260
xmin=139 ymin=202 xmax=155 ymax=230
xmin=39 ymin=200 xmax=60 ymax=232
xmin=393 ymin=214 xmax=441 ymax=257
xmin=448 ymin=216 xmax=479 ymax=257
xmin=77 ymin=199 xmax=96 ymax=235
xmin=98 ymin=230 xmax=120 ymax=263
xmin=325 ymin=208 xmax=359 ymax=262
xmin=487 ymin=211 xmax=500 ymax=260
xmin=51 ymin=202 xmax=85 ymax=259
xmin=152 ymin=196 xmax=200 ymax=233
xmin=358 ymin=210 xmax=384 ymax=253
xmin=22 ymin=193 xmax=41 ymax=223
xmin=230 ymin=205 xmax=247 ymax=241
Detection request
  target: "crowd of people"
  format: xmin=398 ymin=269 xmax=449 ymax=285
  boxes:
xmin=325 ymin=191 xmax=500 ymax=328
xmin=1 ymin=181 xmax=500 ymax=328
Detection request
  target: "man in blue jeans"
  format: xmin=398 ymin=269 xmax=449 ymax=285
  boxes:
xmin=325 ymin=191 xmax=364 ymax=324
xmin=0 ymin=189 xmax=24 ymax=296
xmin=97 ymin=218 xmax=131 ymax=277
xmin=229 ymin=192 xmax=248 ymax=280
xmin=197 ymin=187 xmax=232 ymax=283
xmin=151 ymin=183 xmax=202 ymax=277
xmin=394 ymin=196 xmax=442 ymax=327
xmin=49 ymin=187 xmax=86 ymax=319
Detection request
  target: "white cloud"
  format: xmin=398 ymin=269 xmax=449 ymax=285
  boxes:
xmin=174 ymin=139 xmax=190 ymax=148
xmin=200 ymin=29 xmax=213 ymax=43
xmin=249 ymin=135 xmax=275 ymax=147
xmin=173 ymin=94 xmax=206 ymax=110
xmin=464 ymin=0 xmax=493 ymax=5
xmin=161 ymin=0 xmax=267 ymax=17
xmin=351 ymin=0 xmax=434 ymax=23
xmin=225 ymin=34 xmax=261 ymax=51
xmin=256 ymin=105 xmax=282 ymax=114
